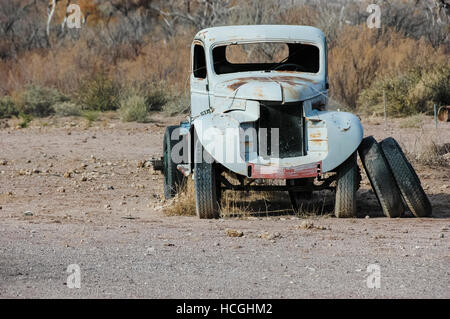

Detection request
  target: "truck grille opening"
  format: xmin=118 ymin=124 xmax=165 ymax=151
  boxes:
xmin=257 ymin=103 xmax=305 ymax=158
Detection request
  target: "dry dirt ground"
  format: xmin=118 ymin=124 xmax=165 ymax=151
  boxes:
xmin=0 ymin=113 xmax=449 ymax=299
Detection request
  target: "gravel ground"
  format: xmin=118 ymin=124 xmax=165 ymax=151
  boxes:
xmin=0 ymin=114 xmax=449 ymax=298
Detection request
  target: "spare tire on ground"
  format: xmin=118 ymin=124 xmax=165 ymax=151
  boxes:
xmin=380 ymin=137 xmax=432 ymax=217
xmin=358 ymin=136 xmax=404 ymax=218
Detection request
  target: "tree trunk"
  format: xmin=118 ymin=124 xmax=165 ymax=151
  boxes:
xmin=47 ymin=0 xmax=56 ymax=44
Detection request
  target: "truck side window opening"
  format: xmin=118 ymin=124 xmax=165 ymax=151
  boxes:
xmin=193 ymin=44 xmax=207 ymax=79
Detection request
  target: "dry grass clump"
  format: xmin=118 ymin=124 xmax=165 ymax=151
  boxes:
xmin=294 ymin=198 xmax=330 ymax=218
xmin=220 ymin=188 xmax=332 ymax=219
xmin=164 ymin=174 xmax=335 ymax=219
xmin=219 ymin=176 xmax=291 ymax=218
xmin=405 ymin=137 xmax=450 ymax=167
xmin=219 ymin=191 xmax=253 ymax=218
xmin=220 ymin=177 xmax=334 ymax=218
xmin=163 ymin=179 xmax=196 ymax=217
xmin=399 ymin=113 xmax=426 ymax=128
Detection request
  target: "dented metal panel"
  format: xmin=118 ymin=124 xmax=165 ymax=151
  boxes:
xmin=307 ymin=120 xmax=328 ymax=152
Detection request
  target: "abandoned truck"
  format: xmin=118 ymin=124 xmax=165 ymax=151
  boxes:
xmin=155 ymin=25 xmax=432 ymax=219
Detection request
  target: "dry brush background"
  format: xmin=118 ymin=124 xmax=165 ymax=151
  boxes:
xmin=0 ymin=0 xmax=449 ymax=122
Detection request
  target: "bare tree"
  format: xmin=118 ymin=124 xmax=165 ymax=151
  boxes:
xmin=46 ymin=0 xmax=56 ymax=40
xmin=151 ymin=0 xmax=238 ymax=36
xmin=0 ymin=0 xmax=47 ymax=58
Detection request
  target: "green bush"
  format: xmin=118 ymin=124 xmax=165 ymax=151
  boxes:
xmin=0 ymin=96 xmax=19 ymax=119
xmin=145 ymin=89 xmax=167 ymax=111
xmin=17 ymin=85 xmax=68 ymax=117
xmin=77 ymin=75 xmax=120 ymax=111
xmin=19 ymin=113 xmax=33 ymax=128
xmin=119 ymin=95 xmax=149 ymax=123
xmin=82 ymin=110 xmax=100 ymax=124
xmin=53 ymin=101 xmax=82 ymax=117
xmin=358 ymin=64 xmax=450 ymax=117
xmin=121 ymin=85 xmax=168 ymax=112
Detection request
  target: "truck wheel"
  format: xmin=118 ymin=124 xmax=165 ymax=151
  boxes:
xmin=334 ymin=152 xmax=358 ymax=218
xmin=358 ymin=136 xmax=404 ymax=218
xmin=380 ymin=137 xmax=432 ymax=217
xmin=288 ymin=178 xmax=313 ymax=212
xmin=163 ymin=126 xmax=186 ymax=199
xmin=194 ymin=142 xmax=221 ymax=219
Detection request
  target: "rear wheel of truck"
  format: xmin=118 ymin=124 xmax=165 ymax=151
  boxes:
xmin=334 ymin=152 xmax=358 ymax=218
xmin=288 ymin=178 xmax=313 ymax=212
xmin=194 ymin=142 xmax=222 ymax=219
xmin=358 ymin=136 xmax=404 ymax=218
xmin=163 ymin=126 xmax=186 ymax=199
xmin=380 ymin=137 xmax=432 ymax=217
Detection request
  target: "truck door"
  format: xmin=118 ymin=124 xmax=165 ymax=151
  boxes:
xmin=190 ymin=43 xmax=210 ymax=117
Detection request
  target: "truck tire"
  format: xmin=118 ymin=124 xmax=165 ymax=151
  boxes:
xmin=194 ymin=142 xmax=221 ymax=219
xmin=358 ymin=136 xmax=404 ymax=218
xmin=335 ymin=152 xmax=358 ymax=218
xmin=288 ymin=178 xmax=313 ymax=212
xmin=163 ymin=126 xmax=186 ymax=199
xmin=380 ymin=137 xmax=432 ymax=217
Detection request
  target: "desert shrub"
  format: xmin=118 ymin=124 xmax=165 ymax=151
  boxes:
xmin=0 ymin=96 xmax=19 ymax=118
xmin=16 ymin=85 xmax=68 ymax=117
xmin=19 ymin=113 xmax=33 ymax=128
xmin=53 ymin=102 xmax=82 ymax=117
xmin=119 ymin=95 xmax=149 ymax=123
xmin=418 ymin=64 xmax=450 ymax=107
xmin=329 ymin=25 xmax=448 ymax=110
xmin=358 ymin=64 xmax=450 ymax=116
xmin=76 ymin=75 xmax=120 ymax=112
xmin=82 ymin=110 xmax=100 ymax=124
xmin=163 ymin=92 xmax=190 ymax=116
xmin=118 ymin=84 xmax=170 ymax=122
xmin=145 ymin=89 xmax=168 ymax=112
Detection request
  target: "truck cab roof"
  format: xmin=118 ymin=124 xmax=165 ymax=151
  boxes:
xmin=194 ymin=25 xmax=326 ymax=47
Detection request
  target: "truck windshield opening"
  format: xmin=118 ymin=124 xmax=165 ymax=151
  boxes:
xmin=213 ymin=42 xmax=319 ymax=75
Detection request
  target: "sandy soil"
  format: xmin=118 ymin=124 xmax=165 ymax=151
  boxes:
xmin=0 ymin=113 xmax=449 ymax=298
